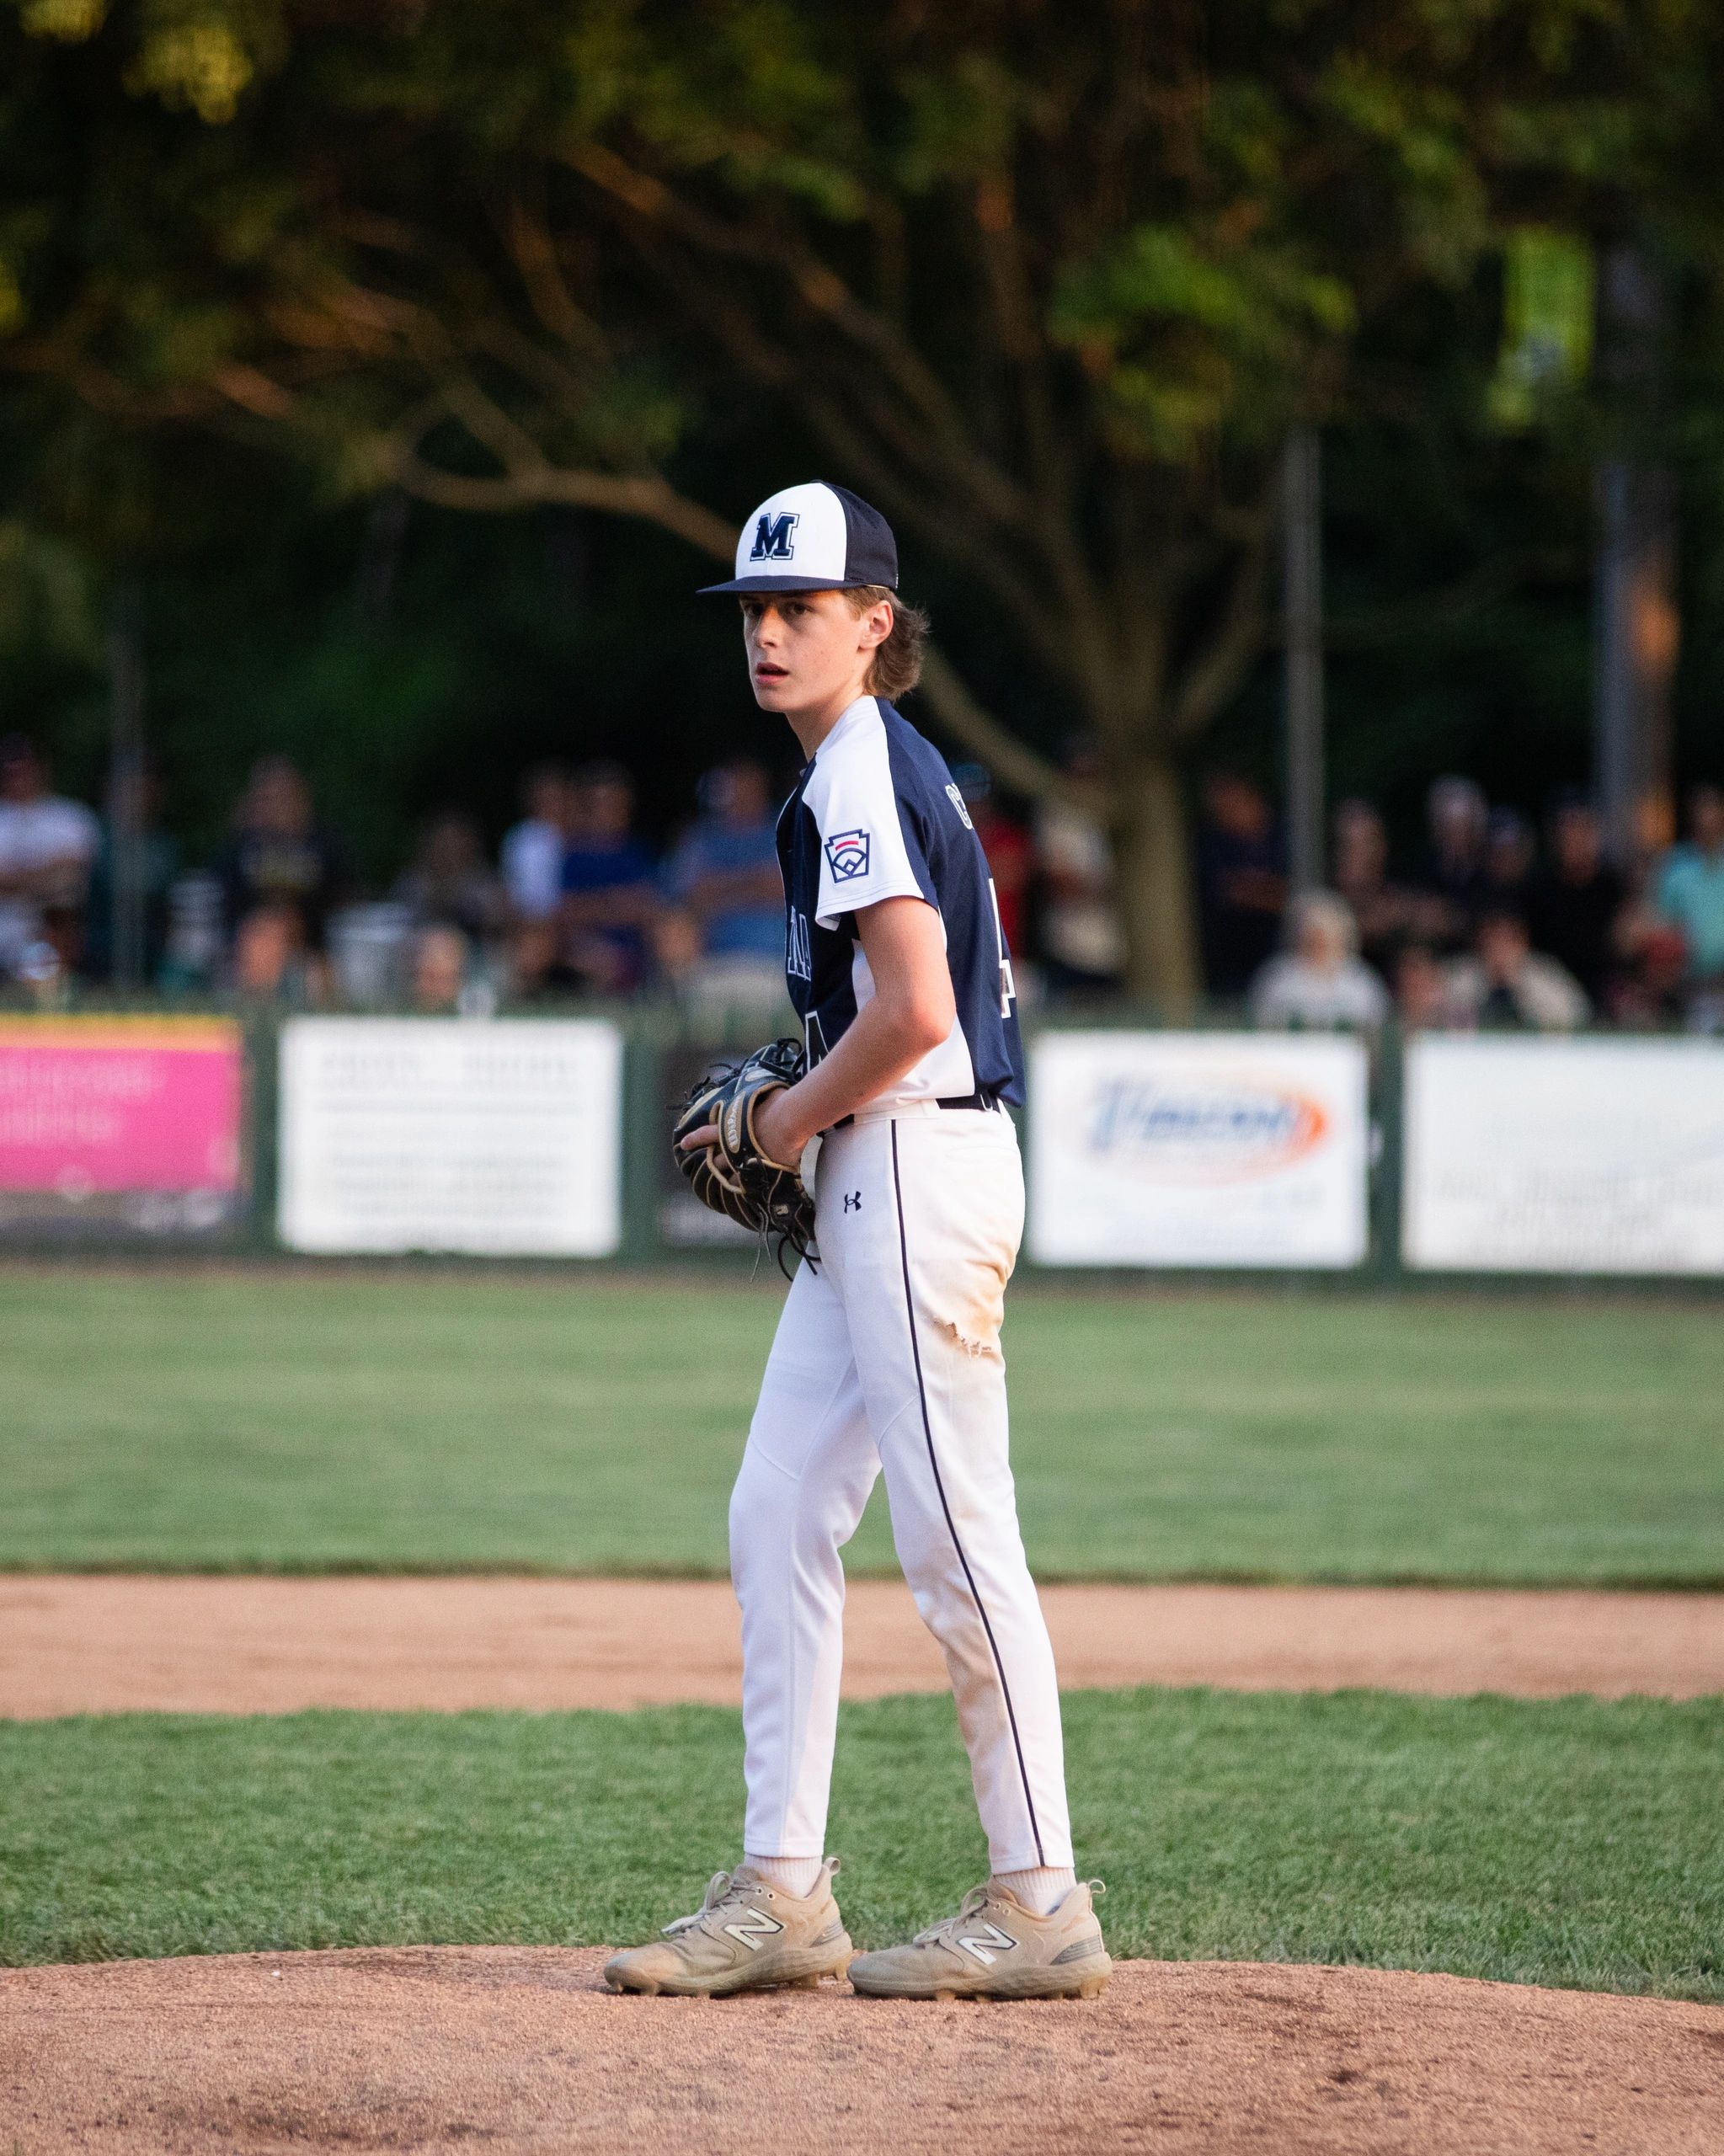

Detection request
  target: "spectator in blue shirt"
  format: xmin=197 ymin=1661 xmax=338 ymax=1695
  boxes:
xmin=557 ymin=760 xmax=660 ymax=993
xmin=665 ymin=760 xmax=784 ymax=960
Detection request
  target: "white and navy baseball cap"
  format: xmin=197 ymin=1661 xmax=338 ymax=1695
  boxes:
xmin=698 ymin=480 xmax=898 ymax=595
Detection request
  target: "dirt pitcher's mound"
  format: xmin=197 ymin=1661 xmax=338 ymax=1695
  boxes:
xmin=4 ymin=1949 xmax=1721 ymax=2155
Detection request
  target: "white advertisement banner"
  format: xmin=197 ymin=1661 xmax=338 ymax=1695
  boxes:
xmin=1403 ymin=1035 xmax=1724 ymax=1274
xmin=279 ymin=1018 xmax=623 ymax=1257
xmin=1027 ymin=1031 xmax=1370 ymax=1268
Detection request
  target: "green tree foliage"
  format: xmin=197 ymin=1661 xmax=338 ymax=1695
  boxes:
xmin=3 ymin=0 xmax=1720 ymax=994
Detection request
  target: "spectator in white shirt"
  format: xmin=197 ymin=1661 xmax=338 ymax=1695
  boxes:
xmin=1444 ymin=910 xmax=1589 ymax=1032
xmin=1034 ymin=744 xmax=1125 ymax=995
xmin=502 ymin=766 xmax=571 ymax=921
xmin=0 ymin=734 xmax=100 ymax=980
xmin=502 ymin=764 xmax=571 ymax=995
xmin=1251 ymin=889 xmax=1390 ymax=1031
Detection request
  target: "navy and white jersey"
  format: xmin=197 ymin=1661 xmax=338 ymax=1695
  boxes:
xmin=777 ymin=696 xmax=1025 ymax=1107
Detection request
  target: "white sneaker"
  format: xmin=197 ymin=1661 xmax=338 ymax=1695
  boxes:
xmin=846 ymin=1879 xmax=1111 ymax=2001
xmin=604 ymin=1860 xmax=853 ymax=1998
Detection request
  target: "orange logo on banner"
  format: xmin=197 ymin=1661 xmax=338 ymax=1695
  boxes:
xmin=1086 ymin=1075 xmax=1331 ymax=1185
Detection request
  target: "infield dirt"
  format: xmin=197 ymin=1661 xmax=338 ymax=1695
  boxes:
xmin=5 ymin=1574 xmax=1722 ymax=1716
xmin=6 ymin=1945 xmax=1722 ymax=2154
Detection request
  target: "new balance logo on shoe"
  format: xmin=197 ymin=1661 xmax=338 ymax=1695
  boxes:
xmin=956 ymin=1921 xmax=1018 ymax=1967
xmin=722 ymin=1906 xmax=787 ymax=1953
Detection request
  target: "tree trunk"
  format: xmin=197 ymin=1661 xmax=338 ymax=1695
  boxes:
xmin=1110 ymin=752 xmax=1201 ymax=1013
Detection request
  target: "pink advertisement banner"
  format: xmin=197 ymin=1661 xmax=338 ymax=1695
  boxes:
xmin=0 ymin=1017 xmax=243 ymax=1196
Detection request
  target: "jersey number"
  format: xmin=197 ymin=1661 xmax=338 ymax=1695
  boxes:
xmin=987 ymin=878 xmax=1017 ymax=1018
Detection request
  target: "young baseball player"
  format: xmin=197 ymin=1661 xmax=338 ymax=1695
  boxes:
xmin=604 ymin=482 xmax=1108 ymax=2003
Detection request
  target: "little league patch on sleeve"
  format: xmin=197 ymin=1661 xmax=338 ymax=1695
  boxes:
xmin=825 ymin=829 xmax=872 ymax=882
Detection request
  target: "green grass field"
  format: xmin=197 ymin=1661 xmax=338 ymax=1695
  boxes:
xmin=3 ymin=1691 xmax=1718 ymax=1997
xmin=8 ymin=1266 xmax=1720 ymax=1999
xmin=4 ymin=1267 xmax=1722 ymax=1582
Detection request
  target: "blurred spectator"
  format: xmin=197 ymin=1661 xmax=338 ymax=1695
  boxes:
xmin=504 ymin=765 xmax=572 ymax=996
xmin=393 ymin=812 xmax=510 ymax=947
xmin=1524 ymin=795 xmax=1625 ymax=1007
xmin=664 ymin=760 xmax=783 ymax=961
xmin=1331 ymin=798 xmax=1414 ymax=977
xmin=0 ymin=734 xmax=100 ymax=982
xmin=1653 ymin=783 xmax=1724 ymax=1002
xmin=232 ymin=902 xmax=315 ymax=1004
xmin=501 ymin=764 xmax=571 ymax=925
xmin=410 ymin=923 xmax=472 ymax=1013
xmin=1411 ymin=775 xmax=1488 ymax=951
xmin=1481 ymin=808 xmax=1535 ymax=914
xmin=1250 ymin=890 xmax=1388 ymax=1030
xmin=1445 ymin=910 xmax=1588 ymax=1031
xmin=216 ymin=756 xmax=344 ymax=993
xmin=1612 ymin=901 xmax=1691 ymax=1028
xmin=326 ymin=900 xmax=414 ymax=1008
xmin=158 ymin=871 xmax=227 ymax=993
xmin=556 ymin=760 xmax=660 ymax=993
xmin=1394 ymin=942 xmax=1450 ymax=1032
xmin=1034 ymin=744 xmax=1124 ymax=995
xmin=948 ymin=764 xmax=1033 ymax=962
xmin=660 ymin=759 xmax=786 ymax=1012
xmin=84 ymin=762 xmax=179 ymax=983
xmin=1196 ymin=771 xmax=1286 ymax=998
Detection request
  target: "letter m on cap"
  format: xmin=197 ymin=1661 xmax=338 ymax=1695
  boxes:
xmin=750 ymin=510 xmax=800 ymax=562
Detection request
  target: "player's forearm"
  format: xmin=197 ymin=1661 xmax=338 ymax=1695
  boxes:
xmin=768 ymin=995 xmax=948 ymax=1155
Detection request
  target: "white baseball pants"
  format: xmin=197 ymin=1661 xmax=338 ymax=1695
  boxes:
xmin=729 ymin=1102 xmax=1072 ymax=1874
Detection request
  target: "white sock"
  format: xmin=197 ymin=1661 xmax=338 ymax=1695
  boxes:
xmin=744 ymin=1854 xmax=825 ymax=1897
xmin=994 ymin=1865 xmax=1077 ymax=1917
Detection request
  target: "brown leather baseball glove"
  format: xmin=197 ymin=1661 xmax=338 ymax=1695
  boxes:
xmin=671 ymin=1038 xmax=815 ymax=1268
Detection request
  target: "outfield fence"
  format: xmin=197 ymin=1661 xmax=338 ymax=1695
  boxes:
xmin=1 ymin=1004 xmax=1721 ymax=1282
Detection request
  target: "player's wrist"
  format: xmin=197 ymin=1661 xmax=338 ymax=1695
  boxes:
xmin=756 ymin=1085 xmax=815 ymax=1166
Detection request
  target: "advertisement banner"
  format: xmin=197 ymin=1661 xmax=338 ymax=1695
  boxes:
xmin=0 ymin=1015 xmax=244 ymax=1241
xmin=278 ymin=1017 xmax=623 ymax=1257
xmin=1403 ymin=1036 xmax=1724 ymax=1273
xmin=1027 ymin=1031 xmax=1370 ymax=1268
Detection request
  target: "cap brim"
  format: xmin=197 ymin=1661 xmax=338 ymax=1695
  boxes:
xmin=697 ymin=573 xmax=878 ymax=595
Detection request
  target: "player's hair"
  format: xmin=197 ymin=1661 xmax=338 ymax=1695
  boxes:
xmin=845 ymin=585 xmax=930 ymax=702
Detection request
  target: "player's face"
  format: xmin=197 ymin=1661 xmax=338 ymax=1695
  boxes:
xmin=739 ymin=591 xmax=889 ymax=716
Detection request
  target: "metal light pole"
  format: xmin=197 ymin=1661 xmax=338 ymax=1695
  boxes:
xmin=1282 ymin=426 xmax=1326 ymax=893
xmin=1594 ymin=244 xmax=1678 ymax=863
